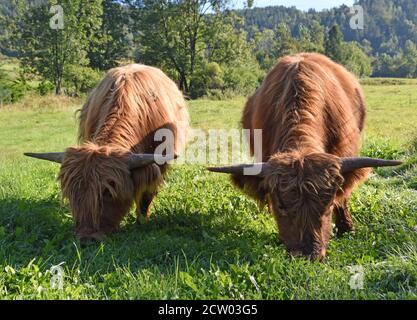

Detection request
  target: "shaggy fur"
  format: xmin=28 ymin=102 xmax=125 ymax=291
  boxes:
xmin=232 ymin=53 xmax=370 ymax=260
xmin=59 ymin=64 xmax=189 ymax=239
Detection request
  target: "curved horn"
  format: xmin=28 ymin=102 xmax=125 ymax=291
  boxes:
xmin=24 ymin=152 xmax=65 ymax=164
xmin=341 ymin=157 xmax=403 ymax=174
xmin=128 ymin=153 xmax=177 ymax=169
xmin=208 ymin=163 xmax=268 ymax=176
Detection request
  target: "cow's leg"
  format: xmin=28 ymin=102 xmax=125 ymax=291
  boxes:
xmin=135 ymin=191 xmax=157 ymax=223
xmin=132 ymin=164 xmax=165 ymax=224
xmin=333 ymin=168 xmax=370 ymax=236
xmin=334 ymin=199 xmax=354 ymax=236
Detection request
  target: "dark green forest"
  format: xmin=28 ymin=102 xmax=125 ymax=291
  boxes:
xmin=1 ymin=0 xmax=417 ymax=100
xmin=239 ymin=0 xmax=417 ymax=77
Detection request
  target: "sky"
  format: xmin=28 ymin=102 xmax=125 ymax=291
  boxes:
xmin=234 ymin=0 xmax=355 ymax=11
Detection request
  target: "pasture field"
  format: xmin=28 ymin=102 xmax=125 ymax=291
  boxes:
xmin=0 ymin=83 xmax=416 ymax=299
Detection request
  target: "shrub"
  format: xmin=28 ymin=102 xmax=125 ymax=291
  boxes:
xmin=190 ymin=59 xmax=264 ymax=99
xmin=223 ymin=62 xmax=263 ymax=96
xmin=0 ymin=76 xmax=30 ymax=104
xmin=64 ymin=65 xmax=102 ymax=96
xmin=190 ymin=62 xmax=224 ymax=99
xmin=342 ymin=42 xmax=373 ymax=78
xmin=37 ymin=80 xmax=55 ymax=96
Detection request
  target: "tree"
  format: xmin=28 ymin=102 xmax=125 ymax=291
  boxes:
xmin=88 ymin=0 xmax=132 ymax=70
xmin=325 ymin=24 xmax=344 ymax=63
xmin=297 ymin=22 xmax=324 ymax=53
xmin=253 ymin=28 xmax=275 ymax=69
xmin=402 ymin=40 xmax=417 ymax=77
xmin=188 ymin=11 xmax=261 ymax=98
xmin=14 ymin=0 xmax=103 ymax=94
xmin=342 ymin=42 xmax=372 ymax=77
xmin=135 ymin=0 xmax=240 ymax=94
xmin=274 ymin=23 xmax=297 ymax=58
xmin=309 ymin=21 xmax=325 ymax=53
xmin=0 ymin=1 xmax=17 ymax=56
xmin=205 ymin=12 xmax=253 ymax=66
xmin=131 ymin=0 xmax=256 ymax=95
xmin=189 ymin=61 xmax=224 ymax=98
xmin=131 ymin=0 xmax=230 ymax=94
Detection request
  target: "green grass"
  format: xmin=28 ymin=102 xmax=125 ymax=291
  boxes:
xmin=0 ymin=84 xmax=416 ymax=300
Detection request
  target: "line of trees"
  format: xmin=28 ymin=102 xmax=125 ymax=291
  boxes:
xmin=240 ymin=0 xmax=417 ymax=79
xmin=0 ymin=0 xmax=416 ymax=100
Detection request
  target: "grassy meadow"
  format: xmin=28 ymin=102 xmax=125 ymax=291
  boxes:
xmin=0 ymin=81 xmax=416 ymax=299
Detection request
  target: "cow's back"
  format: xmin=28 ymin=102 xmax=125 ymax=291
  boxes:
xmin=243 ymin=53 xmax=366 ymax=161
xmin=78 ymin=64 xmax=189 ymax=155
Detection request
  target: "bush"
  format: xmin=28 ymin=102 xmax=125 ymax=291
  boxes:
xmin=0 ymin=73 xmax=30 ymax=104
xmin=0 ymin=62 xmax=34 ymax=104
xmin=342 ymin=42 xmax=373 ymax=77
xmin=0 ymin=83 xmax=12 ymax=104
xmin=64 ymin=65 xmax=102 ymax=96
xmin=189 ymin=59 xmax=264 ymax=99
xmin=190 ymin=62 xmax=224 ymax=99
xmin=223 ymin=62 xmax=263 ymax=96
xmin=37 ymin=80 xmax=54 ymax=96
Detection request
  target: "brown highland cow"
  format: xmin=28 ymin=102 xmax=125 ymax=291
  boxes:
xmin=209 ymin=53 xmax=402 ymax=260
xmin=26 ymin=64 xmax=189 ymax=240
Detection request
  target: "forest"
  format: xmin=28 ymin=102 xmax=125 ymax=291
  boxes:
xmin=1 ymin=0 xmax=417 ymax=101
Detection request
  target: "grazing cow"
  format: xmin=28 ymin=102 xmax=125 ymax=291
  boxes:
xmin=209 ymin=53 xmax=401 ymax=260
xmin=26 ymin=64 xmax=189 ymax=240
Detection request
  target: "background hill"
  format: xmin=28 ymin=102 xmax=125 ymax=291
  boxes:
xmin=1 ymin=0 xmax=417 ymax=99
xmin=239 ymin=0 xmax=417 ymax=77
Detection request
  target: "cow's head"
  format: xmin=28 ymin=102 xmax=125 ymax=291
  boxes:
xmin=209 ymin=152 xmax=402 ymax=261
xmin=25 ymin=143 xmax=173 ymax=241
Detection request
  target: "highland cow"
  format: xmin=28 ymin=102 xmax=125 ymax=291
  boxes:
xmin=26 ymin=64 xmax=189 ymax=240
xmin=209 ymin=53 xmax=401 ymax=260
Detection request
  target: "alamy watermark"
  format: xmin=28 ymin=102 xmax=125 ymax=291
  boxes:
xmin=50 ymin=5 xmax=64 ymax=30
xmin=152 ymin=127 xmax=264 ymax=175
xmin=349 ymin=5 xmax=364 ymax=30
xmin=348 ymin=265 xmax=365 ymax=290
xmin=50 ymin=263 xmax=64 ymax=290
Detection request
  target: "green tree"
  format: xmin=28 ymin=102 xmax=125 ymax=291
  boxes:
xmin=402 ymin=40 xmax=417 ymax=77
xmin=325 ymin=24 xmax=344 ymax=63
xmin=253 ymin=28 xmax=276 ymax=69
xmin=131 ymin=0 xmax=230 ymax=94
xmin=131 ymin=0 xmax=258 ymax=96
xmin=274 ymin=23 xmax=297 ymax=57
xmin=14 ymin=0 xmax=103 ymax=94
xmin=206 ymin=12 xmax=253 ymax=66
xmin=342 ymin=42 xmax=372 ymax=77
xmin=0 ymin=1 xmax=15 ymax=56
xmin=309 ymin=21 xmax=325 ymax=53
xmin=189 ymin=61 xmax=224 ymax=98
xmin=88 ymin=0 xmax=132 ymax=70
xmin=189 ymin=11 xmax=261 ymax=98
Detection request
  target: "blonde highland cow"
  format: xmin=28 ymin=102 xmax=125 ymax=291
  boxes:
xmin=26 ymin=64 xmax=189 ymax=241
